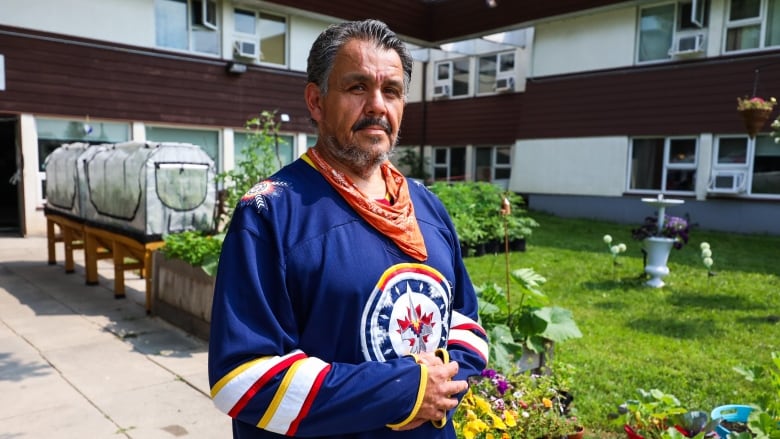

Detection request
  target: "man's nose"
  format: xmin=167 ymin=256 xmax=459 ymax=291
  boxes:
xmin=364 ymin=88 xmax=387 ymax=116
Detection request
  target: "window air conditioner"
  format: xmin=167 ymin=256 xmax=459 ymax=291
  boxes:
xmin=233 ymin=38 xmax=260 ymax=59
xmin=494 ymin=76 xmax=515 ymax=93
xmin=432 ymin=84 xmax=451 ymax=99
xmin=669 ymin=33 xmax=705 ymax=56
xmin=708 ymin=170 xmax=747 ymax=194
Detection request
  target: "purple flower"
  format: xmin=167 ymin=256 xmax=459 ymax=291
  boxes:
xmin=481 ymin=369 xmax=497 ymax=378
xmin=496 ymin=378 xmax=509 ymax=395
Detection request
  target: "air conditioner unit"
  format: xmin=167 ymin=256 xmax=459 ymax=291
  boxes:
xmin=669 ymin=33 xmax=705 ymax=56
xmin=233 ymin=38 xmax=260 ymax=59
xmin=708 ymin=170 xmax=747 ymax=194
xmin=432 ymin=84 xmax=450 ymax=99
xmin=494 ymin=76 xmax=515 ymax=93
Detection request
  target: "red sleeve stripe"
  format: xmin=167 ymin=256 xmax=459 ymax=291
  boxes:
xmin=257 ymin=357 xmax=330 ymax=434
xmin=448 ymin=329 xmax=489 ymax=362
xmin=451 ymin=311 xmax=486 ymax=335
xmin=211 ymin=350 xmax=306 ymax=416
xmin=228 ymin=353 xmax=306 ymax=418
xmin=285 ymin=364 xmax=331 ymax=435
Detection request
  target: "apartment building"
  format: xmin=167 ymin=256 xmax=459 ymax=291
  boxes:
xmin=1 ymin=0 xmax=778 ymax=236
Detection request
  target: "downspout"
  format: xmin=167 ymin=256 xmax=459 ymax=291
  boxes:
xmin=420 ymin=59 xmax=428 ymax=180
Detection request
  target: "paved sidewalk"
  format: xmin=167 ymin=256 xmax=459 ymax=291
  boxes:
xmin=0 ymin=236 xmax=230 ymax=438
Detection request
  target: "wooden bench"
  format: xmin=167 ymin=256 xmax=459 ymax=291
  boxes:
xmin=45 ymin=212 xmax=164 ymax=313
xmin=83 ymin=225 xmax=165 ymax=313
xmin=46 ymin=213 xmax=86 ymax=274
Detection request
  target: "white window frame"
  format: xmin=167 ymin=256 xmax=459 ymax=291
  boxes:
xmin=477 ymin=50 xmax=515 ymax=95
xmin=155 ymin=0 xmax=220 ymax=56
xmin=724 ymin=0 xmax=779 ymax=52
xmin=474 ymin=146 xmax=512 ymax=187
xmin=712 ymin=135 xmax=780 ymax=198
xmin=433 ymin=147 xmax=467 ymax=182
xmin=638 ymin=1 xmax=709 ymax=63
xmin=432 ymin=61 xmax=453 ymax=98
xmin=627 ymin=136 xmax=698 ymax=195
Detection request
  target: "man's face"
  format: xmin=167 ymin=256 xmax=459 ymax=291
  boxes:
xmin=306 ymin=39 xmax=405 ymax=171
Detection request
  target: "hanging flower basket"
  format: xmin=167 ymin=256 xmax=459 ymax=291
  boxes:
xmin=737 ymin=96 xmax=777 ymax=138
xmin=739 ymin=108 xmax=773 ymax=138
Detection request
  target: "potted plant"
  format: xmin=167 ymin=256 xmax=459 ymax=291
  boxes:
xmin=631 ymin=215 xmax=690 ymax=288
xmin=453 ymin=368 xmax=581 ymax=439
xmin=737 ymin=96 xmax=777 ymax=138
xmin=475 ymin=268 xmax=582 ymax=373
xmin=615 ymin=389 xmax=719 ymax=439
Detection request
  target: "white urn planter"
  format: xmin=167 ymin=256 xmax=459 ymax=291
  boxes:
xmin=644 ymin=236 xmax=676 ymax=288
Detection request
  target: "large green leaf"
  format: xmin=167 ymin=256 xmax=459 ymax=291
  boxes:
xmin=536 ymin=306 xmax=583 ymax=343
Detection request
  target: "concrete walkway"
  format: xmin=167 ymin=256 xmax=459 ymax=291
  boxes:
xmin=0 ymin=236 xmax=230 ymax=438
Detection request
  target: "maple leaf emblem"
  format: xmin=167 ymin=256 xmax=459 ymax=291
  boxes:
xmin=397 ymin=304 xmax=436 ymax=350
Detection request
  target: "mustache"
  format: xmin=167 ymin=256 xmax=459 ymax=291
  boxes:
xmin=351 ymin=117 xmax=392 ymax=134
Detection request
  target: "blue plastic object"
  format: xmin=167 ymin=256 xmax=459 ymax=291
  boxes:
xmin=710 ymin=404 xmax=753 ymax=439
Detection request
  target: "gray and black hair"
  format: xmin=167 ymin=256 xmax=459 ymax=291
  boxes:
xmin=306 ymin=19 xmax=413 ymax=96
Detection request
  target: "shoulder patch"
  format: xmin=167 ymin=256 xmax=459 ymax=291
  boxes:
xmin=239 ymin=179 xmax=289 ymax=212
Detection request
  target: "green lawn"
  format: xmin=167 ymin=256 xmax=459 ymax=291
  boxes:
xmin=462 ymin=210 xmax=780 ymax=437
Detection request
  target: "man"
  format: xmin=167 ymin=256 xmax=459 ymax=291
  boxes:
xmin=208 ymin=19 xmax=488 ymax=438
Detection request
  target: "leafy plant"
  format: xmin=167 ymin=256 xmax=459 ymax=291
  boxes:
xmin=161 ymin=231 xmax=224 ymax=274
xmin=731 ymin=352 xmax=780 ymax=438
xmin=475 ymin=267 xmax=581 ymax=372
xmin=216 ymin=110 xmax=281 ymax=230
xmin=429 ymin=182 xmax=538 ymax=252
xmin=615 ymin=388 xmax=690 ymax=439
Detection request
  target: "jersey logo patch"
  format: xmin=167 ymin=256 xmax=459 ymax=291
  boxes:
xmin=361 ymin=264 xmax=452 ymax=361
xmin=239 ymin=179 xmax=288 ymax=212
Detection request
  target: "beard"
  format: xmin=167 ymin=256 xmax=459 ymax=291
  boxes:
xmin=320 ymin=117 xmax=398 ymax=177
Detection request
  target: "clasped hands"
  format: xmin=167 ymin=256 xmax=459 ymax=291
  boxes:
xmin=392 ymin=351 xmax=468 ymax=431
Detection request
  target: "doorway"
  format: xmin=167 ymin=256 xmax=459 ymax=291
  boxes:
xmin=0 ymin=116 xmax=21 ymax=235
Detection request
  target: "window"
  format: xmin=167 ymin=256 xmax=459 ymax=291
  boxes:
xmin=712 ymin=135 xmax=780 ymax=195
xmin=477 ymin=51 xmax=514 ymax=94
xmin=433 ymin=147 xmax=466 ymax=182
xmin=475 ymin=146 xmax=511 ymax=187
xmin=638 ymin=2 xmax=708 ymax=62
xmin=156 ymin=0 xmax=219 ymax=55
xmin=231 ymin=9 xmax=287 ymax=65
xmin=145 ymin=126 xmax=220 ymax=170
xmin=234 ymin=132 xmax=293 ymax=171
xmin=629 ymin=137 xmax=697 ymax=193
xmin=36 ymin=118 xmax=129 ymax=202
xmin=725 ymin=0 xmax=780 ymax=51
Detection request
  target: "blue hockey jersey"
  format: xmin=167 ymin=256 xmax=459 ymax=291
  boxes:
xmin=208 ymin=157 xmax=489 ymax=438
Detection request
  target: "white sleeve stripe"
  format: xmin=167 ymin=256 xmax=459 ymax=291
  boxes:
xmin=449 ymin=328 xmax=489 ymax=360
xmin=261 ymin=357 xmax=329 ymax=434
xmin=213 ymin=349 xmax=303 ymax=414
xmin=451 ymin=311 xmax=477 ymax=327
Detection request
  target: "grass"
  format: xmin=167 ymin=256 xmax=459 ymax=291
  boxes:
xmin=463 ymin=210 xmax=780 ymax=437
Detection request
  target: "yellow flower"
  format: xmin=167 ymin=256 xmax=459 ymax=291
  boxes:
xmin=474 ymin=395 xmax=492 ymax=414
xmin=504 ymin=409 xmax=517 ymax=427
xmin=542 ymin=397 xmax=553 ymax=409
xmin=488 ymin=412 xmax=507 ymax=430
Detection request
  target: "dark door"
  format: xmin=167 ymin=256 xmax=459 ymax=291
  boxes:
xmin=0 ymin=116 xmax=21 ymax=235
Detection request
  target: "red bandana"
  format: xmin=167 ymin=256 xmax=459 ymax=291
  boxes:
xmin=305 ymin=149 xmax=428 ymax=262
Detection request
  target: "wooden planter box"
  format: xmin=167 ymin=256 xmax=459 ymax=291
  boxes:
xmin=151 ymin=251 xmax=215 ymax=340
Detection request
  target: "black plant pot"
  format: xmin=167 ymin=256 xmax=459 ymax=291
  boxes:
xmin=510 ymin=238 xmax=526 ymax=252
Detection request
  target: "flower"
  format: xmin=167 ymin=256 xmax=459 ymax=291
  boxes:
xmin=700 ymin=242 xmax=715 ymax=277
xmin=453 ymin=369 xmax=578 ymax=439
xmin=631 ymin=215 xmax=690 ymax=250
xmin=737 ymin=96 xmax=777 ymax=111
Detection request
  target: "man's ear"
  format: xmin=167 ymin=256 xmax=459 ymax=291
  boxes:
xmin=305 ymin=83 xmax=323 ymax=123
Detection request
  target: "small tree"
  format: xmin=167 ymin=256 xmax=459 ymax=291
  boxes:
xmin=216 ymin=110 xmax=281 ymax=231
xmin=162 ymin=110 xmax=282 ymax=275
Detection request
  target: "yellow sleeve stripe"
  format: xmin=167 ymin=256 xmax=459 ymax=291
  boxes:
xmin=386 ymin=364 xmax=427 ymax=429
